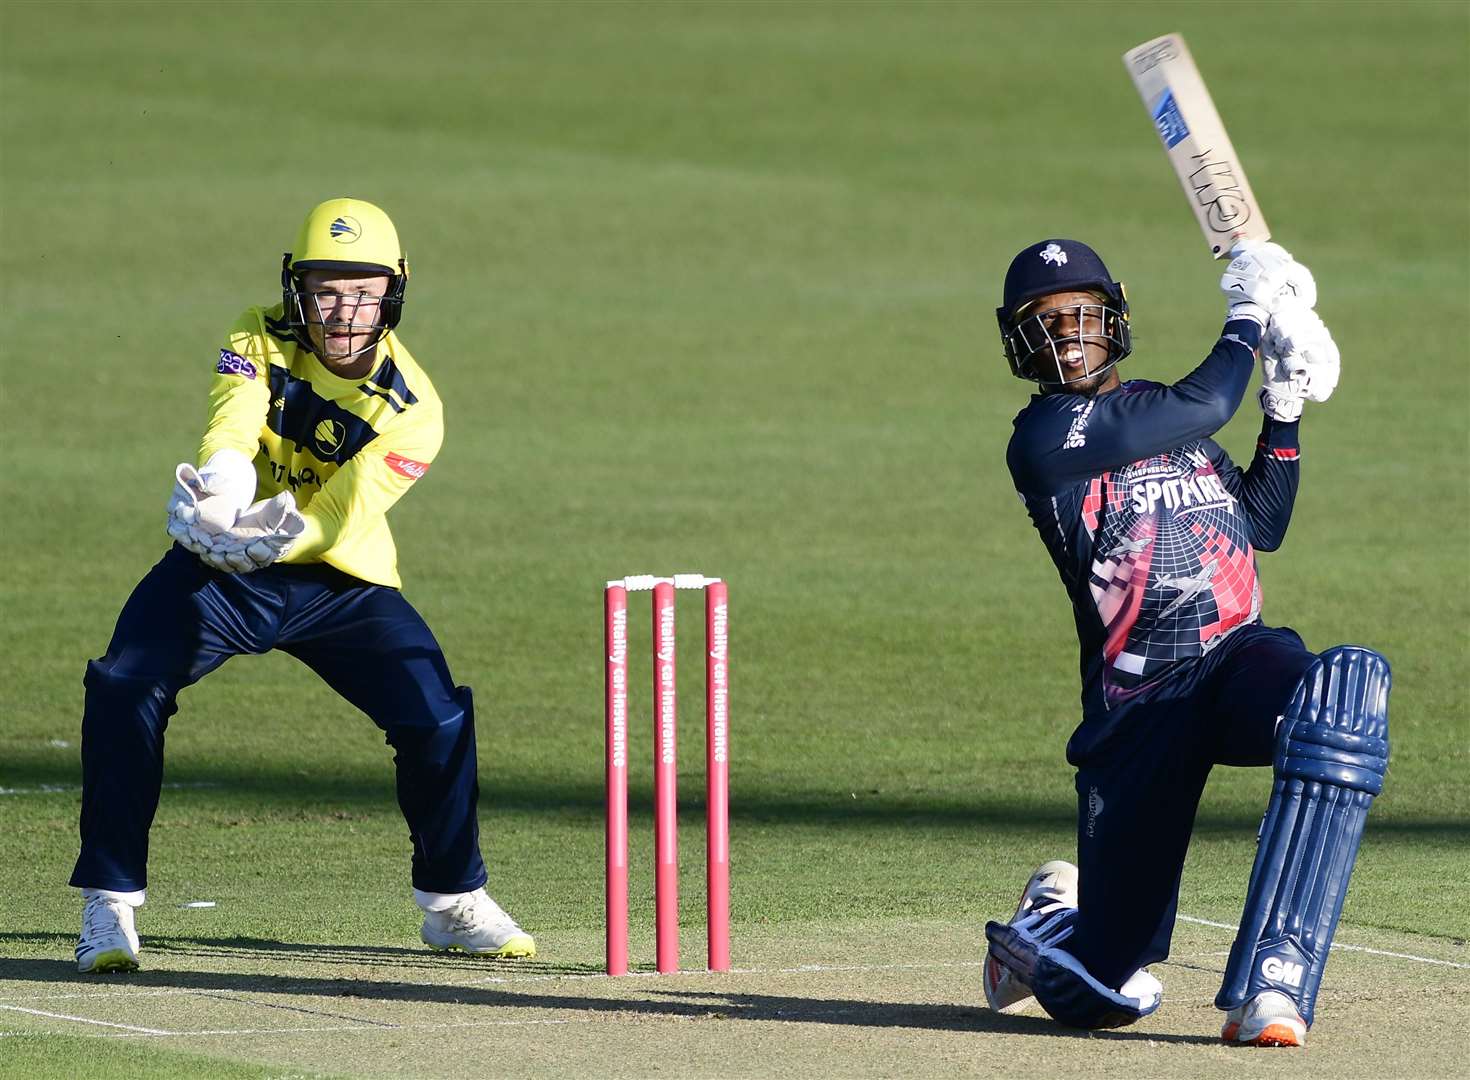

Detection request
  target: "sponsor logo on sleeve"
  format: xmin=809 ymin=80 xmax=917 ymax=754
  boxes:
xmin=385 ymin=452 xmax=429 ymax=480
xmin=1063 ymin=398 xmax=1095 ymax=449
xmin=216 ymin=349 xmax=256 ymax=379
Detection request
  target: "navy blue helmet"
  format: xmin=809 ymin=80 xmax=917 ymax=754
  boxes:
xmin=997 ymin=239 xmax=1132 ymax=388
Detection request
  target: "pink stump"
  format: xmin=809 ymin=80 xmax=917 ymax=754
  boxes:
xmin=604 ymin=584 xmax=629 ymax=976
xmin=652 ymin=580 xmax=679 ymax=973
xmin=705 ymin=581 xmax=731 ymax=971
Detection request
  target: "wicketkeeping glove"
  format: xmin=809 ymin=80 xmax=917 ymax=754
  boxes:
xmin=166 ymin=464 xmax=246 ymax=561
xmin=165 ymin=449 xmax=258 ymax=561
xmin=1259 ymin=306 xmax=1341 ymax=422
xmin=203 ymin=492 xmax=307 ymax=573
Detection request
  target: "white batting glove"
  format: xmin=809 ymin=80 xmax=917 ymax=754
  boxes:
xmin=200 ymin=492 xmax=307 ymax=573
xmin=1221 ymin=242 xmax=1306 ymax=326
xmin=1258 ymin=359 xmax=1305 ymax=422
xmin=1265 ymin=306 xmax=1341 ymax=405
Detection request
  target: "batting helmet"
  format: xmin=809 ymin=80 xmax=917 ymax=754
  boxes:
xmin=996 ymin=239 xmax=1131 ymax=387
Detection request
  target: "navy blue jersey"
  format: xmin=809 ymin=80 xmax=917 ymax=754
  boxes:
xmin=1007 ymin=319 xmax=1302 ymax=736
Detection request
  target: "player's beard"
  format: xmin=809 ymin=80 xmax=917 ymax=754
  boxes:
xmin=1034 ymin=343 xmax=1115 ymax=396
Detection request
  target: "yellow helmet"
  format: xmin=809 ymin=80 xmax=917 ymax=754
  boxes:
xmin=288 ymin=198 xmax=405 ymax=276
xmin=281 ymin=198 xmax=409 ymax=353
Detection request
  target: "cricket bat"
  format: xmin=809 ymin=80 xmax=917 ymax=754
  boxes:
xmin=1123 ymin=33 xmax=1269 ymax=259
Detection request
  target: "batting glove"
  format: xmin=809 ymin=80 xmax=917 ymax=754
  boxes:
xmin=1259 ymin=306 xmax=1340 ymax=421
xmin=1221 ymin=242 xmax=1310 ymax=326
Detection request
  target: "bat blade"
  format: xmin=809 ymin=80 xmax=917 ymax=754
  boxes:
xmin=1123 ymin=33 xmax=1269 ymax=259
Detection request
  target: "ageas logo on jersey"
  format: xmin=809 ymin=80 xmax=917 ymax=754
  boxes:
xmin=216 ymin=349 xmax=256 ymax=379
xmin=385 ymin=452 xmax=429 ymax=480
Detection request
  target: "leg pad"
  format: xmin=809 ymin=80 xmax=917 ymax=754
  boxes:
xmin=1216 ymin=646 xmax=1390 ymax=1026
xmin=986 ymin=908 xmax=1162 ymax=1029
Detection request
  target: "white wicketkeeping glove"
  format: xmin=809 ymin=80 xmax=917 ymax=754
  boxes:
xmin=1259 ymin=306 xmax=1341 ymax=422
xmin=165 ymin=449 xmax=258 ymax=563
xmin=1220 ymin=242 xmax=1315 ymax=326
xmin=200 ymin=492 xmax=307 ymax=573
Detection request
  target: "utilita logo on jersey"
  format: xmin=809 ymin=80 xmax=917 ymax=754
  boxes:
xmin=1127 ymin=449 xmax=1234 ymax=515
xmin=385 ymin=452 xmax=429 ymax=480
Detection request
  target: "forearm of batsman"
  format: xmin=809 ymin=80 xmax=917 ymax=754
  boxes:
xmin=1239 ymin=417 xmax=1301 ymax=552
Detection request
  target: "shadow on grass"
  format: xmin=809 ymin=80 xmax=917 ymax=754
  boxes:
xmin=0 ymin=944 xmax=1215 ymax=1043
xmin=5 ymin=754 xmax=1466 ymax=837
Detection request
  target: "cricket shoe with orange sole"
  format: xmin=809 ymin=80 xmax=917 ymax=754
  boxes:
xmin=983 ymin=859 xmax=1078 ymax=1013
xmin=1221 ymin=990 xmax=1307 ymax=1047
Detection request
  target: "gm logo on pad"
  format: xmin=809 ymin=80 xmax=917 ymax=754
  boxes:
xmin=329 ymin=216 xmax=361 ymax=243
xmin=1260 ymin=955 xmax=1304 ymax=988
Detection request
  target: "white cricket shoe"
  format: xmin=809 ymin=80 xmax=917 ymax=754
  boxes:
xmin=1221 ymin=990 xmax=1306 ymax=1047
xmin=983 ymin=859 xmax=1078 ymax=1013
xmin=76 ymin=894 xmax=140 ymax=974
xmin=420 ymin=889 xmax=536 ymax=958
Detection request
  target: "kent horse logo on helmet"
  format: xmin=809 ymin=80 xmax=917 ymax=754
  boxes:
xmin=329 ymin=216 xmax=362 ymax=244
xmin=1040 ymin=243 xmax=1069 ymax=267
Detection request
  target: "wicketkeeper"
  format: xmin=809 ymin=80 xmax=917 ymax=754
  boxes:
xmin=983 ymin=239 xmax=1389 ymax=1047
xmin=71 ymin=199 xmax=535 ymax=972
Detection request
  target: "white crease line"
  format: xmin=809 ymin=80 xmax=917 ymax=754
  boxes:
xmin=472 ymin=959 xmax=986 ymax=986
xmin=0 ymin=960 xmax=987 ymax=1006
xmin=1177 ymin=915 xmax=1470 ymax=970
xmin=0 ymin=782 xmax=218 ymax=796
xmin=32 ymin=1017 xmax=598 ymax=1040
xmin=0 ymin=1004 xmax=174 ymax=1035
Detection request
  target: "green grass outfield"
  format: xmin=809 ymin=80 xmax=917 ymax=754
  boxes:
xmin=2 ymin=1 xmax=1466 ymax=1076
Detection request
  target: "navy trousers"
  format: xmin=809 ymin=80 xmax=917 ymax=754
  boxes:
xmin=1066 ymin=623 xmax=1317 ymax=989
xmin=70 ymin=545 xmax=488 ymax=895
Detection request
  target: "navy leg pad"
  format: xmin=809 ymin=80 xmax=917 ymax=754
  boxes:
xmin=986 ymin=909 xmax=1161 ymax=1029
xmin=1216 ymin=646 xmax=1390 ymax=1026
xmin=1033 ymin=949 xmax=1163 ymax=1029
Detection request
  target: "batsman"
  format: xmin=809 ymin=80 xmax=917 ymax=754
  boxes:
xmin=983 ymin=238 xmax=1390 ymax=1047
xmin=71 ymin=199 xmax=534 ymax=972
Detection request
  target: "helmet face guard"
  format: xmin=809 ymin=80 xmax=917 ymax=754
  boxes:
xmin=1001 ymin=296 xmax=1132 ymax=388
xmin=280 ymin=198 xmax=408 ymax=362
xmin=996 ymin=239 xmax=1132 ymax=390
xmin=281 ymin=256 xmax=407 ymax=361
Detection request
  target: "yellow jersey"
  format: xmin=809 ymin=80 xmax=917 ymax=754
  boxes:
xmin=197 ymin=303 xmax=444 ymax=588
